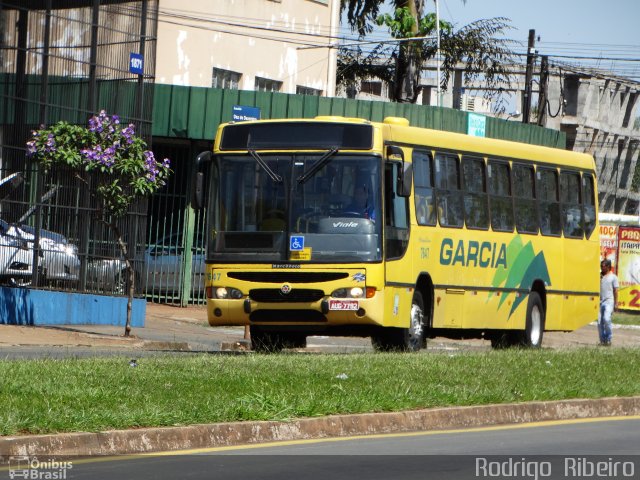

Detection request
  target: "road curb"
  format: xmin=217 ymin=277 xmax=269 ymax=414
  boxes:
xmin=2 ymin=396 xmax=639 ymax=456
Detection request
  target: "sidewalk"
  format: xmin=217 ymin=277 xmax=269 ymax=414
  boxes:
xmin=0 ymin=303 xmax=249 ymax=353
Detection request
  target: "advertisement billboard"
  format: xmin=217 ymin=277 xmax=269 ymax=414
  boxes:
xmin=615 ymin=226 xmax=640 ymax=310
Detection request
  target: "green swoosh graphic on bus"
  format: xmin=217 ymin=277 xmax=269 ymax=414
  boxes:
xmin=490 ymin=235 xmax=551 ymax=318
xmin=489 ymin=235 xmax=524 ymax=299
xmin=508 ymin=252 xmax=551 ymax=317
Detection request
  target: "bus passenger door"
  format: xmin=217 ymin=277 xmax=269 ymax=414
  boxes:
xmin=383 ymin=160 xmax=413 ymax=327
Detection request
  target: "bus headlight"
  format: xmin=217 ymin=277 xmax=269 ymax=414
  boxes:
xmin=208 ymin=286 xmax=243 ymax=299
xmin=331 ymin=287 xmax=364 ymax=298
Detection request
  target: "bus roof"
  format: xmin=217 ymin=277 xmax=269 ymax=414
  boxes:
xmin=214 ymin=116 xmax=594 ymax=170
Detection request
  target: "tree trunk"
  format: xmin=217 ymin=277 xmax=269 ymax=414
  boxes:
xmin=393 ymin=0 xmax=422 ymax=103
xmin=110 ymin=222 xmax=134 ymax=337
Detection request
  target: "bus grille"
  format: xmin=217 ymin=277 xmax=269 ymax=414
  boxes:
xmin=250 ymin=310 xmax=327 ymax=322
xmin=249 ymin=288 xmax=325 ymax=303
xmin=229 ymin=272 xmax=349 ymax=283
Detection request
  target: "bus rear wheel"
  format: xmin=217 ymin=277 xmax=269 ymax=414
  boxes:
xmin=490 ymin=292 xmax=545 ymax=349
xmin=371 ymin=291 xmax=424 ymax=352
xmin=518 ymin=291 xmax=544 ymax=348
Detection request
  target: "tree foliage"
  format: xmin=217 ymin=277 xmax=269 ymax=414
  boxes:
xmin=27 ymin=111 xmax=171 ymax=335
xmin=339 ymin=0 xmax=517 ymax=110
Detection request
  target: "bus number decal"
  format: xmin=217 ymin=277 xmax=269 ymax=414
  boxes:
xmin=209 ymin=272 xmax=221 ymax=281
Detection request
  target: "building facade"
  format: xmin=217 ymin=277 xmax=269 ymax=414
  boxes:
xmin=542 ymin=72 xmax=640 ymax=215
xmin=155 ymin=0 xmax=341 ymax=97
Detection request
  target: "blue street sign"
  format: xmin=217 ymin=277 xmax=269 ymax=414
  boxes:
xmin=290 ymin=236 xmax=304 ymax=251
xmin=232 ymin=105 xmax=261 ymax=122
xmin=129 ymin=53 xmax=144 ymax=75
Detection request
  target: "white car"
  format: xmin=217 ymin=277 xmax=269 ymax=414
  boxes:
xmin=0 ymin=220 xmax=80 ymax=285
xmin=0 ymin=232 xmax=33 ymax=286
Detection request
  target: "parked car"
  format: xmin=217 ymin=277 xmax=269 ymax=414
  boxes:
xmin=87 ymin=233 xmax=205 ymax=296
xmin=0 ymin=231 xmax=34 ymax=286
xmin=0 ymin=220 xmax=80 ymax=285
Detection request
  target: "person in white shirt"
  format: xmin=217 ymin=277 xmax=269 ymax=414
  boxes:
xmin=598 ymin=259 xmax=618 ymax=346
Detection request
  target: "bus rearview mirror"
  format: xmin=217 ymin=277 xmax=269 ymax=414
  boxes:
xmin=192 ymin=151 xmax=212 ymax=209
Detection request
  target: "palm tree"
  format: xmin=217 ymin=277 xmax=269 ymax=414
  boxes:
xmin=340 ymin=0 xmax=516 ymax=109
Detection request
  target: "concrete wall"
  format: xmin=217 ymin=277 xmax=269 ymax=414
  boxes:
xmin=0 ymin=288 xmax=145 ymax=327
xmin=156 ymin=0 xmax=340 ymax=96
xmin=544 ymin=74 xmax=640 ymax=214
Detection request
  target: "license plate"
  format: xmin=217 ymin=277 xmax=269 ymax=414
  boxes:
xmin=329 ymin=299 xmax=359 ymax=311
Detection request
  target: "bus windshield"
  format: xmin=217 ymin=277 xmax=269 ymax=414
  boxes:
xmin=211 ymin=153 xmax=382 ymax=263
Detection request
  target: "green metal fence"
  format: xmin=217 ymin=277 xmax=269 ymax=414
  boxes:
xmin=151 ymin=84 xmax=566 ymax=148
xmin=148 ymin=85 xmax=567 ymax=305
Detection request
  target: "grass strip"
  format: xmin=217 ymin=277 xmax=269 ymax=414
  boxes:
xmin=1 ymin=348 xmax=639 ymax=436
xmin=614 ymin=311 xmax=640 ymax=326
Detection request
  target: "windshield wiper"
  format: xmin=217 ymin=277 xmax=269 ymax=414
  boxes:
xmin=248 ymin=149 xmax=283 ymax=183
xmin=296 ymin=148 xmax=339 ymax=185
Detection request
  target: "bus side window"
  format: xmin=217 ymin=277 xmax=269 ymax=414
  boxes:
xmin=582 ymin=173 xmax=596 ymax=238
xmin=462 ymin=156 xmax=489 ymax=229
xmin=560 ymin=170 xmax=584 ymax=238
xmin=536 ymin=168 xmax=562 ymax=236
xmin=488 ymin=160 xmax=514 ymax=232
xmin=435 ymin=153 xmax=464 ymax=228
xmin=513 ymin=163 xmax=539 ymax=234
xmin=412 ymin=150 xmax=436 ymax=226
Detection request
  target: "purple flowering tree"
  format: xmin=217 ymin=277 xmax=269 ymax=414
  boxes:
xmin=27 ymin=111 xmax=171 ymax=336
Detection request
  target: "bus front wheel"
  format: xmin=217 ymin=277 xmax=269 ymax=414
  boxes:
xmin=371 ymin=291 xmax=425 ymax=352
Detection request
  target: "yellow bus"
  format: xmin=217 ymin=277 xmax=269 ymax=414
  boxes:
xmin=193 ymin=116 xmax=599 ymax=352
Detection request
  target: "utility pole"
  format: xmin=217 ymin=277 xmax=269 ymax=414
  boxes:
xmin=522 ymin=29 xmax=536 ymax=124
xmin=537 ymin=55 xmax=549 ymax=126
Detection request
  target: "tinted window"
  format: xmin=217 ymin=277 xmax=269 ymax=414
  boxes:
xmin=462 ymin=156 xmax=489 ymax=229
xmin=435 ymin=153 xmax=464 ymax=228
xmin=220 ymin=122 xmax=373 ymax=150
xmin=488 ymin=161 xmax=513 ymax=232
xmin=537 ymin=168 xmax=562 ymax=236
xmin=513 ymin=164 xmax=538 ymax=234
xmin=413 ymin=150 xmax=436 ymax=226
xmin=561 ymin=171 xmax=583 ymax=238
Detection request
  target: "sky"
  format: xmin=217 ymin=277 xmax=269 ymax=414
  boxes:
xmin=433 ymin=0 xmax=640 ymax=81
xmin=341 ymin=0 xmax=640 ymax=82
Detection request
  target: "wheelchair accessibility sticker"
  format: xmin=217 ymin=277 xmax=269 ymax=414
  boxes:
xmin=290 ymin=236 xmax=304 ymax=251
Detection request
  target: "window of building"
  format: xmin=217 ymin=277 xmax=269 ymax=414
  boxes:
xmin=488 ymin=160 xmax=513 ymax=232
xmin=255 ymin=76 xmax=282 ymax=92
xmin=212 ymin=68 xmax=241 ymax=90
xmin=513 ymin=163 xmax=538 ymax=234
xmin=560 ymin=171 xmax=584 ymax=238
xmin=462 ymin=156 xmax=488 ymax=229
xmin=361 ymin=81 xmax=383 ymax=97
xmin=296 ymin=86 xmax=323 ymax=96
xmin=537 ymin=168 xmax=561 ymax=236
xmin=435 ymin=153 xmax=464 ymax=228
xmin=413 ymin=150 xmax=436 ymax=226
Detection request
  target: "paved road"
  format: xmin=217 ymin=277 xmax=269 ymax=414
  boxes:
xmin=35 ymin=417 xmax=640 ymax=480
xmin=1 ymin=302 xmax=638 ymax=358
